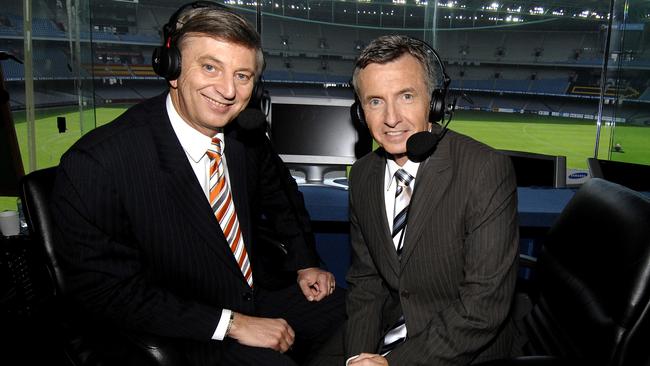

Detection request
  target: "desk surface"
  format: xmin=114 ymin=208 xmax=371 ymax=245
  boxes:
xmin=299 ymin=185 xmax=578 ymax=228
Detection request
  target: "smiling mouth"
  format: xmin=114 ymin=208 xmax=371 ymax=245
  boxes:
xmin=386 ymin=131 xmax=407 ymax=136
xmin=202 ymin=94 xmax=232 ymax=108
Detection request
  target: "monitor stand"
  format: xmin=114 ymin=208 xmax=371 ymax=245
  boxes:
xmin=287 ymin=164 xmax=348 ymax=189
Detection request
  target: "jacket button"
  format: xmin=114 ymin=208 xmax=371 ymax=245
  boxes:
xmin=401 ymin=290 xmax=410 ymax=299
xmin=243 ymin=292 xmax=253 ymax=301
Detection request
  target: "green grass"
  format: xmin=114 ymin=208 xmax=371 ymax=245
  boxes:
xmin=449 ymin=111 xmax=607 ymax=171
xmin=1 ymin=106 xmax=129 ymax=211
xmin=449 ymin=110 xmax=650 ymax=169
xmin=10 ymin=106 xmax=130 ymax=170
xmin=2 ymin=106 xmax=650 ymax=211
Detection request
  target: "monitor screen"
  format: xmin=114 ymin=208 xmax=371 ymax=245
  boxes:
xmin=499 ymin=150 xmax=566 ymax=188
xmin=588 ymin=158 xmax=650 ymax=191
xmin=269 ymin=96 xmax=371 ymax=183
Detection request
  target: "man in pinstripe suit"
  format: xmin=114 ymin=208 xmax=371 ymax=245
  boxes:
xmin=50 ymin=3 xmax=344 ymax=365
xmin=345 ymin=35 xmax=519 ymax=365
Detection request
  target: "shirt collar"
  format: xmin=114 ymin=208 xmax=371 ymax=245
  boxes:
xmin=385 ymin=158 xmax=419 ymax=191
xmin=166 ymin=94 xmax=225 ymax=162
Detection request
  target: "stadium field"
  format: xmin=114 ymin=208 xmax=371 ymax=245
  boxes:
xmin=449 ymin=110 xmax=650 ymax=170
xmin=2 ymin=106 xmax=649 ymax=211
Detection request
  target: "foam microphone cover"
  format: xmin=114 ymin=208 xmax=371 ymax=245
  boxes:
xmin=407 ymin=131 xmax=439 ymax=162
xmin=236 ymin=108 xmax=267 ymax=131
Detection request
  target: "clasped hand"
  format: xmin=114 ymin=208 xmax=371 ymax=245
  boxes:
xmin=348 ymin=353 xmax=389 ymax=366
xmin=227 ymin=313 xmax=295 ymax=353
xmin=226 ymin=267 xmax=335 ymax=352
xmin=297 ymin=267 xmax=336 ymax=302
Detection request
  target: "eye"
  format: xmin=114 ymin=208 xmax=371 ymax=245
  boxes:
xmin=235 ymin=73 xmax=252 ymax=82
xmin=203 ymin=64 xmax=215 ymax=72
xmin=402 ymin=93 xmax=414 ymax=102
xmin=368 ymin=98 xmax=382 ymax=108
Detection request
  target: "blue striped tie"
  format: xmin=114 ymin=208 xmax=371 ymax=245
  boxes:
xmin=392 ymin=168 xmax=414 ymax=256
xmin=379 ymin=168 xmax=414 ymax=355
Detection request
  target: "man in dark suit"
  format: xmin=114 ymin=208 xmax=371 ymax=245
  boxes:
xmin=345 ymin=35 xmax=519 ymax=365
xmin=50 ymin=3 xmax=344 ymax=365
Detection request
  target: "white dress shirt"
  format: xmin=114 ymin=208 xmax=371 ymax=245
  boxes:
xmin=166 ymin=95 xmax=233 ymax=341
xmin=384 ymin=159 xmax=420 ymax=249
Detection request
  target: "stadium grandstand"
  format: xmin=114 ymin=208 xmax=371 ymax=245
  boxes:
xmin=1 ymin=0 xmax=649 ymax=124
xmin=2 ymin=0 xmax=649 ymax=123
xmin=1 ymin=7 xmax=647 ymax=185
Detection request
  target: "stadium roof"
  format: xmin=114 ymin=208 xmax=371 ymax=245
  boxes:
xmin=131 ymin=0 xmax=648 ymax=27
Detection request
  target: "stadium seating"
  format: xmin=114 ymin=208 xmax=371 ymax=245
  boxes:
xmin=1 ymin=2 xmax=648 ymax=125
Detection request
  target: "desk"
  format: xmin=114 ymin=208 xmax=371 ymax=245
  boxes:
xmin=300 ymin=185 xmax=577 ymax=227
xmin=299 ymin=185 xmax=579 ymax=285
xmin=516 ymin=187 xmax=576 ymax=228
xmin=298 ymin=185 xmax=350 ymax=286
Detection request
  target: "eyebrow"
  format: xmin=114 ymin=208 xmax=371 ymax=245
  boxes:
xmin=197 ymin=55 xmax=256 ymax=76
xmin=364 ymin=87 xmax=418 ymax=102
xmin=197 ymin=55 xmax=223 ymax=66
xmin=397 ymin=87 xmax=417 ymax=95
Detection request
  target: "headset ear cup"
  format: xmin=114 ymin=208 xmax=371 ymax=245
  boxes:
xmin=152 ymin=45 xmax=181 ymax=80
xmin=252 ymin=78 xmax=264 ymax=103
xmin=429 ymin=89 xmax=445 ymax=123
xmin=246 ymin=78 xmax=266 ymax=110
xmin=165 ymin=46 xmax=182 ymax=80
xmin=152 ymin=46 xmax=165 ymax=77
xmin=350 ymin=100 xmax=365 ymax=126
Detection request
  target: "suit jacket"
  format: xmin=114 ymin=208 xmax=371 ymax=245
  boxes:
xmin=50 ymin=93 xmax=320 ymax=365
xmin=345 ymin=125 xmax=519 ymax=365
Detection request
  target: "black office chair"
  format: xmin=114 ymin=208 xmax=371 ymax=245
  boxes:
xmin=19 ymin=166 xmax=188 ymax=366
xmin=480 ymin=178 xmax=650 ymax=366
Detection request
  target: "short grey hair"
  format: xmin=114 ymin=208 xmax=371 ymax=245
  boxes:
xmin=352 ymin=35 xmax=438 ymax=97
xmin=171 ymin=6 xmax=265 ymax=77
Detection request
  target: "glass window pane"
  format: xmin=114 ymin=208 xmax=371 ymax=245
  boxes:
xmin=2 ymin=0 xmax=649 ymax=213
xmin=600 ymin=0 xmax=650 ymax=166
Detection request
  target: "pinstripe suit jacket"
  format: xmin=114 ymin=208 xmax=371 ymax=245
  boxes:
xmin=50 ymin=93 xmax=320 ymax=365
xmin=345 ymin=125 xmax=519 ymax=365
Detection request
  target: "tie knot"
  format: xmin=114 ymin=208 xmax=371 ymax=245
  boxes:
xmin=208 ymin=137 xmax=222 ymax=159
xmin=394 ymin=169 xmax=414 ymax=187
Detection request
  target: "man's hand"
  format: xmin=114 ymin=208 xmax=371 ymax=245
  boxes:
xmin=348 ymin=353 xmax=389 ymax=365
xmin=297 ymin=267 xmax=336 ymax=301
xmin=227 ymin=312 xmax=295 ymax=353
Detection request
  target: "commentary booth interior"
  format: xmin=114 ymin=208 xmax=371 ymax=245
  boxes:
xmin=2 ymin=0 xmax=650 ymax=364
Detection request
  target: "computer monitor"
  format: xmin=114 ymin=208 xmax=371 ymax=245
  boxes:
xmin=269 ymin=96 xmax=371 ymax=185
xmin=1 ymin=65 xmax=24 ymax=196
xmin=587 ymin=158 xmax=650 ymax=192
xmin=499 ymin=150 xmax=567 ymax=188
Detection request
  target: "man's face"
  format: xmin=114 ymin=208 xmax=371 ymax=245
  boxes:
xmin=169 ymin=35 xmax=257 ymax=137
xmin=357 ymin=54 xmax=432 ymax=166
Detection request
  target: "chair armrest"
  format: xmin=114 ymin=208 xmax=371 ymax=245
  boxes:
xmin=475 ymin=356 xmax=590 ymax=366
xmin=123 ymin=331 xmax=189 ymax=366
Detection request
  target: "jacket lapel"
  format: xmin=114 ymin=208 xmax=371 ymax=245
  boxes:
xmin=399 ymin=129 xmax=453 ymax=267
xmin=367 ymin=150 xmax=400 ymax=277
xmin=223 ymin=134 xmax=253 ymax=259
xmin=149 ymin=95 xmax=243 ymax=279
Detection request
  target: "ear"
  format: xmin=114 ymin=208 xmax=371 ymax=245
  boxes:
xmin=169 ymin=79 xmax=178 ymax=89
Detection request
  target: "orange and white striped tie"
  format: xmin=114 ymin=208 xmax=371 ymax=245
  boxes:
xmin=207 ymin=137 xmax=253 ymax=287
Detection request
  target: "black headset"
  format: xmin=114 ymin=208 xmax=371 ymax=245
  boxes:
xmin=151 ymin=1 xmax=265 ymax=103
xmin=351 ymin=37 xmax=451 ymax=126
